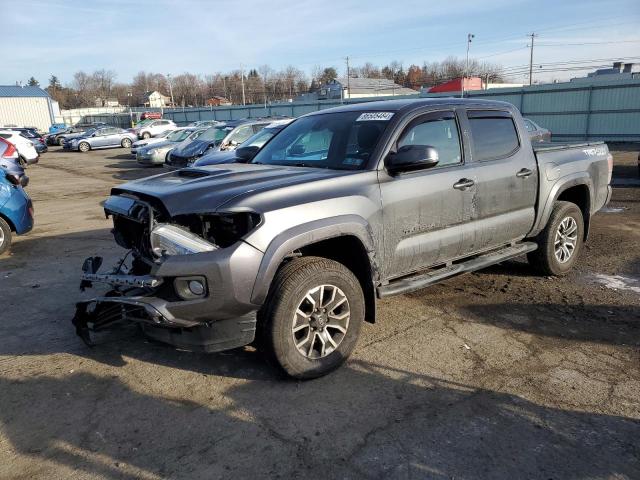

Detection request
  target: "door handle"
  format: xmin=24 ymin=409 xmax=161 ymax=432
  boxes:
xmin=453 ymin=178 xmax=475 ymax=190
xmin=516 ymin=168 xmax=533 ymax=178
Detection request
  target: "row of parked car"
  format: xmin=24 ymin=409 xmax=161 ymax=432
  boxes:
xmin=0 ymin=127 xmax=40 ymax=254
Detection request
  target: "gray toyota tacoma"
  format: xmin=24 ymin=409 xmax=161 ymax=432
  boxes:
xmin=73 ymin=98 xmax=612 ymax=379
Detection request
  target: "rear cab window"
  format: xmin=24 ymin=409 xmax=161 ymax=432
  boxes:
xmin=467 ymin=110 xmax=520 ymax=161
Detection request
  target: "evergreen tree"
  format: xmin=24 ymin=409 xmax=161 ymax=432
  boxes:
xmin=27 ymin=77 xmax=39 ymax=87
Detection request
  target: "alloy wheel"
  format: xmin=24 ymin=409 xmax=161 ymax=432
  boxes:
xmin=291 ymin=284 xmax=350 ymax=359
xmin=554 ymin=216 xmax=578 ymax=263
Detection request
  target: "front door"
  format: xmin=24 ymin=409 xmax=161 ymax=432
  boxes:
xmin=465 ymin=110 xmax=538 ymax=251
xmin=379 ymin=110 xmax=477 ymax=279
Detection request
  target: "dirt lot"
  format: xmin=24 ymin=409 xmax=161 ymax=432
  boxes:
xmin=0 ymin=145 xmax=638 ymax=479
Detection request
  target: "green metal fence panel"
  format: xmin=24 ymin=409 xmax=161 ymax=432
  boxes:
xmin=150 ymin=79 xmax=640 ymax=142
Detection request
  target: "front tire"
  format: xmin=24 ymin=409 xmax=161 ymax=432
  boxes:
xmin=78 ymin=142 xmax=91 ymax=152
xmin=57 ymin=137 xmax=65 ymax=146
xmin=527 ymin=201 xmax=584 ymax=276
xmin=259 ymin=257 xmax=364 ymax=379
xmin=141 ymin=132 xmax=151 ymax=139
xmin=0 ymin=217 xmax=12 ymax=255
xmin=121 ymin=138 xmax=132 ymax=148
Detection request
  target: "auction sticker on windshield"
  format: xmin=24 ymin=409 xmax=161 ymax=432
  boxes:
xmin=357 ymin=112 xmax=394 ymax=121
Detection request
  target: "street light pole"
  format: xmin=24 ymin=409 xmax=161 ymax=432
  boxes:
xmin=240 ymin=64 xmax=246 ymax=106
xmin=167 ymin=74 xmax=175 ymax=107
xmin=463 ymin=33 xmax=474 ymax=98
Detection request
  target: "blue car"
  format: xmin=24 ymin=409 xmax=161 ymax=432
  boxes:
xmin=49 ymin=123 xmax=67 ymax=134
xmin=0 ymin=172 xmax=33 ymax=254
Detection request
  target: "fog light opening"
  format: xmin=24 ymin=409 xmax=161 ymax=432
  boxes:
xmin=188 ymin=280 xmax=205 ymax=296
xmin=174 ymin=276 xmax=207 ymax=300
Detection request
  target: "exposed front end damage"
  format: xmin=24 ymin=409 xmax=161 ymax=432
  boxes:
xmin=73 ymin=192 xmax=265 ymax=352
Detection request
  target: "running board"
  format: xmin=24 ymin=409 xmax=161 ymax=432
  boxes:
xmin=377 ymin=242 xmax=538 ymax=298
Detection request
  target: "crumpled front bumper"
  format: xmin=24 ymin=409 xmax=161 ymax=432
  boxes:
xmin=72 ymin=240 xmax=265 ymax=352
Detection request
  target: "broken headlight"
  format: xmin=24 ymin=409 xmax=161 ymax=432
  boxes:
xmin=150 ymin=224 xmax=216 ymax=257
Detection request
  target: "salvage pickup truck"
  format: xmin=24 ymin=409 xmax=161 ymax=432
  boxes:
xmin=73 ymin=98 xmax=612 ymax=379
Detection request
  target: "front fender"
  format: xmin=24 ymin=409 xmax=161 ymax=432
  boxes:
xmin=249 ymin=215 xmax=375 ymax=305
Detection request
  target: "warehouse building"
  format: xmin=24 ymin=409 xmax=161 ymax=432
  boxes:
xmin=0 ymin=85 xmax=56 ymax=131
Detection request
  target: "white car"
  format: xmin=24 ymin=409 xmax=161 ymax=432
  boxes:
xmin=0 ymin=130 xmax=39 ymax=164
xmin=133 ymin=119 xmax=177 ymax=140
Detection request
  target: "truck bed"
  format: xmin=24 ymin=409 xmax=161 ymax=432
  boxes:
xmin=532 ymin=141 xmax=605 ymax=152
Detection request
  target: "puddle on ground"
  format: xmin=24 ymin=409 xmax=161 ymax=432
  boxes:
xmin=592 ymin=274 xmax=640 ymax=294
xmin=600 ymin=207 xmax=626 ymax=213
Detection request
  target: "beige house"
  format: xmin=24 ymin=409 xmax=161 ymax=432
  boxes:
xmin=143 ymin=91 xmax=171 ymax=108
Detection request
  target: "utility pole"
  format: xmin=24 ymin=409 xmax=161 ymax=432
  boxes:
xmin=240 ymin=64 xmax=246 ymax=106
xmin=528 ymin=32 xmax=537 ymax=86
xmin=345 ymin=56 xmax=351 ymax=100
xmin=463 ymin=33 xmax=474 ymax=98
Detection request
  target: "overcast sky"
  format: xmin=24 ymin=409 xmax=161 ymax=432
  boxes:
xmin=3 ymin=0 xmax=639 ymax=86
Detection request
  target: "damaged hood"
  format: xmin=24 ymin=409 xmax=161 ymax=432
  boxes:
xmin=111 ymin=163 xmax=354 ymax=216
xmin=171 ymin=139 xmax=217 ymax=158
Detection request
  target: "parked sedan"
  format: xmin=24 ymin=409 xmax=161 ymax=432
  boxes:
xmin=130 ymin=129 xmax=174 ymax=155
xmin=0 ymin=137 xmax=29 ymax=187
xmin=191 ymin=119 xmax=293 ymax=167
xmin=187 ymin=120 xmax=222 ymax=128
xmin=50 ymin=124 xmax=101 ymax=146
xmin=65 ymin=127 xmax=137 ymax=152
xmin=165 ymin=118 xmax=280 ymax=168
xmin=523 ymin=118 xmax=551 ymax=142
xmin=136 ymin=128 xmax=206 ymax=166
xmin=0 ymin=171 xmax=33 ymax=255
xmin=131 ymin=119 xmax=177 ymax=139
xmin=5 ymin=127 xmax=47 ymax=154
xmin=0 ymin=130 xmax=39 ymax=165
xmin=48 ymin=123 xmax=67 ymax=134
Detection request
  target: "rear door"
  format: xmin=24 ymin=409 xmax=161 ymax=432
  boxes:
xmin=93 ymin=128 xmax=114 ymax=147
xmin=465 ymin=110 xmax=537 ymax=251
xmin=379 ymin=109 xmax=478 ymax=278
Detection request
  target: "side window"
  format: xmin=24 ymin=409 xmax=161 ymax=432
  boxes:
xmin=468 ymin=112 xmax=520 ymax=161
xmin=252 ymin=123 xmax=267 ymax=133
xmin=397 ymin=113 xmax=462 ymax=167
xmin=227 ymin=125 xmax=254 ymax=145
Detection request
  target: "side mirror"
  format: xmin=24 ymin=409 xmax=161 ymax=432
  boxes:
xmin=236 ymin=146 xmax=259 ymax=163
xmin=91 ymin=133 xmax=96 ymax=137
xmin=385 ymin=145 xmax=439 ymax=174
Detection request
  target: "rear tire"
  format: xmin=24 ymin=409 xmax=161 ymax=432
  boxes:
xmin=121 ymin=138 xmax=132 ymax=148
xmin=0 ymin=217 xmax=12 ymax=255
xmin=142 ymin=132 xmax=151 ymax=139
xmin=57 ymin=137 xmax=65 ymax=146
xmin=78 ymin=142 xmax=91 ymax=152
xmin=258 ymin=257 xmax=364 ymax=379
xmin=527 ymin=201 xmax=584 ymax=276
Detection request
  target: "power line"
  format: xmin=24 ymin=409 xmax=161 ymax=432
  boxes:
xmin=536 ymin=39 xmax=640 ymax=46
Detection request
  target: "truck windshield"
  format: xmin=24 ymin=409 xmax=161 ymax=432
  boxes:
xmin=250 ymin=111 xmax=390 ymax=170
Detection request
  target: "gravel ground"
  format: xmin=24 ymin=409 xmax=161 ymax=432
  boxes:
xmin=0 ymin=144 xmax=638 ymax=480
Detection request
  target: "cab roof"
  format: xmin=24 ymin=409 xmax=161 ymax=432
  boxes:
xmin=304 ymin=97 xmax=515 ymax=116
